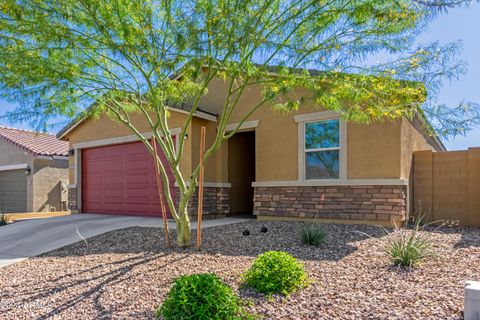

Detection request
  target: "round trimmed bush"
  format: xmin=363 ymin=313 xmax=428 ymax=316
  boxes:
xmin=243 ymin=251 xmax=308 ymax=296
xmin=156 ymin=273 xmax=253 ymax=320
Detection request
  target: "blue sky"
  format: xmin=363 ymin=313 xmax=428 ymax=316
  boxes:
xmin=1 ymin=4 xmax=479 ymax=150
xmin=416 ymin=3 xmax=480 ymax=150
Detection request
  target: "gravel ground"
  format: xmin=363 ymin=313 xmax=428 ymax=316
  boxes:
xmin=0 ymin=221 xmax=479 ymax=319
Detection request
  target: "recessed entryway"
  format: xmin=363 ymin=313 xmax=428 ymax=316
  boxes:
xmin=228 ymin=131 xmax=256 ymax=216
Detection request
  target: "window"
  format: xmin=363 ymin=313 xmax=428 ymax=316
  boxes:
xmin=304 ymin=119 xmax=340 ymax=179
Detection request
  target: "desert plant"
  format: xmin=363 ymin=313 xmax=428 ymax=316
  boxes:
xmin=0 ymin=213 xmax=7 ymax=226
xmin=243 ymin=251 xmax=308 ymax=296
xmin=300 ymin=223 xmax=327 ymax=246
xmin=383 ymin=219 xmax=435 ymax=268
xmin=2 ymin=0 xmax=478 ymax=247
xmin=157 ymin=273 xmax=254 ymax=320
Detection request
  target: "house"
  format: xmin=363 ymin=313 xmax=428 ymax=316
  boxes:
xmin=0 ymin=126 xmax=69 ymax=213
xmin=57 ymin=76 xmax=445 ymax=226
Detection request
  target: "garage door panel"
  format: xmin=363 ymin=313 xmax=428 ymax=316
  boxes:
xmin=103 ymin=175 xmax=124 ymax=186
xmin=102 ymin=145 xmax=125 ymax=158
xmin=82 ymin=141 xmax=175 ymax=216
xmin=125 ymin=142 xmax=150 ymax=155
xmin=125 ymin=206 xmax=148 ymax=214
xmin=125 ymin=159 xmax=150 ymax=171
xmin=125 ymin=174 xmax=151 ymax=185
xmin=85 ymin=175 xmax=103 ymax=184
xmin=104 ymin=160 xmax=124 ymax=172
xmin=0 ymin=169 xmax=27 ymax=213
xmin=103 ymin=188 xmax=125 ymax=198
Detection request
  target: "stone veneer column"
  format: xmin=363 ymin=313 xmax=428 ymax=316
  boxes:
xmin=253 ymin=185 xmax=406 ymax=223
xmin=67 ymin=186 xmax=78 ymax=212
xmin=177 ymin=186 xmax=230 ymax=219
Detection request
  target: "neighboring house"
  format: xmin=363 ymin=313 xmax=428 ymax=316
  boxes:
xmin=0 ymin=126 xmax=69 ymax=213
xmin=58 ymin=76 xmax=445 ymax=226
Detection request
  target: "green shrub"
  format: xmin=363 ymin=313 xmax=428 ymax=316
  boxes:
xmin=157 ymin=273 xmax=254 ymax=320
xmin=0 ymin=214 xmax=7 ymax=226
xmin=243 ymin=251 xmax=308 ymax=296
xmin=299 ymin=223 xmax=327 ymax=246
xmin=383 ymin=219 xmax=434 ymax=268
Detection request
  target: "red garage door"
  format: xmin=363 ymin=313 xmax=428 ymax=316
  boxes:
xmin=82 ymin=141 xmax=175 ymax=216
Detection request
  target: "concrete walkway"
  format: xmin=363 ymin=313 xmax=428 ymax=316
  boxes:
xmin=0 ymin=214 xmax=247 ymax=268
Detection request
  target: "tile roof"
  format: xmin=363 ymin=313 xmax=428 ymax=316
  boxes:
xmin=0 ymin=126 xmax=69 ymax=157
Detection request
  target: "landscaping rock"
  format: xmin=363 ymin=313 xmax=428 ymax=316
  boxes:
xmin=0 ymin=221 xmax=478 ymax=319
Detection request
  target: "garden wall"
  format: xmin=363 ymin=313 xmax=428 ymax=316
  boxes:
xmin=413 ymin=148 xmax=480 ymax=226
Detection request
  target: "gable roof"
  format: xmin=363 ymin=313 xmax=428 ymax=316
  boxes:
xmin=56 ymin=106 xmax=217 ymax=140
xmin=56 ymin=64 xmax=444 ymax=149
xmin=0 ymin=126 xmax=69 ymax=157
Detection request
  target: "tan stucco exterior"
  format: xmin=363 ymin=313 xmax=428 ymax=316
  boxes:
xmin=61 ymin=78 xmax=441 ymax=188
xmin=0 ymin=139 xmax=30 ymax=166
xmin=400 ymin=117 xmax=437 ymax=180
xmin=0 ymin=139 xmax=69 ymax=213
xmin=32 ymin=158 xmax=69 ymax=212
xmin=193 ymin=78 xmax=439 ymax=182
xmin=65 ymin=110 xmax=194 ymax=183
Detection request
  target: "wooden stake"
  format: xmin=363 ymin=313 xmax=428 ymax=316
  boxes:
xmin=151 ymin=136 xmax=171 ymax=247
xmin=196 ymin=126 xmax=206 ymax=249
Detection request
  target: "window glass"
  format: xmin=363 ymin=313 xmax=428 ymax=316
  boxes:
xmin=305 ymin=150 xmax=339 ymax=179
xmin=305 ymin=119 xmax=339 ymax=149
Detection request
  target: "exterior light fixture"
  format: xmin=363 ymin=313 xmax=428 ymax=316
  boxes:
xmin=25 ymin=166 xmax=31 ymax=175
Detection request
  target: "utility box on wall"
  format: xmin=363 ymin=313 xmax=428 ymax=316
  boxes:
xmin=60 ymin=180 xmax=68 ymax=211
xmin=465 ymin=281 xmax=480 ymax=320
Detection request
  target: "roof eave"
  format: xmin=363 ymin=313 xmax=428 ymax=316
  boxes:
xmin=57 ymin=107 xmax=218 ymax=140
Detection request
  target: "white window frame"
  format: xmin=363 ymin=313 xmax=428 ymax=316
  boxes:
xmin=295 ymin=111 xmax=347 ymax=182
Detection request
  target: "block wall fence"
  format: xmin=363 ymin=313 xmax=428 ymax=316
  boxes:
xmin=413 ymin=148 xmax=480 ymax=226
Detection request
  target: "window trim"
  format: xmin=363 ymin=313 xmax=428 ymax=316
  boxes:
xmin=296 ymin=111 xmax=347 ymax=182
xmin=304 ymin=119 xmax=341 ymax=180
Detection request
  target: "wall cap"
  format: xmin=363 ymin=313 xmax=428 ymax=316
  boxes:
xmin=175 ymin=182 xmax=232 ymax=188
xmin=252 ymin=179 xmax=408 ymax=187
xmin=0 ymin=163 xmax=28 ymax=172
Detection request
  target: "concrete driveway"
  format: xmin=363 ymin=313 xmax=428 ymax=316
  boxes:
xmin=0 ymin=214 xmax=247 ymax=267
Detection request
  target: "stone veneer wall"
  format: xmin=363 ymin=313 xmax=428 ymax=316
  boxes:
xmin=253 ymin=185 xmax=406 ymax=222
xmin=67 ymin=186 xmax=78 ymax=211
xmin=67 ymin=186 xmax=230 ymax=218
xmin=180 ymin=186 xmax=230 ymax=219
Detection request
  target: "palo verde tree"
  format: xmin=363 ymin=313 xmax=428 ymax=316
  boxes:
xmin=1 ymin=0 xmax=479 ymax=246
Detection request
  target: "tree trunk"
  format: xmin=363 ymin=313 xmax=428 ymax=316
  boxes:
xmin=176 ymin=210 xmax=191 ymax=247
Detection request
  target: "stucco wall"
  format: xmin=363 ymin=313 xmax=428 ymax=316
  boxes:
xmin=347 ymin=121 xmax=402 ymax=179
xmin=66 ymin=111 xmax=194 ymax=182
xmin=400 ymin=118 xmax=437 ymax=180
xmin=0 ymin=140 xmax=34 ymax=211
xmin=0 ymin=140 xmax=71 ymax=212
xmin=63 ymin=77 xmax=440 ymax=185
xmin=32 ymin=158 xmax=69 ymax=212
xmin=0 ymin=139 xmax=30 ymax=166
xmin=191 ymin=118 xmax=227 ymax=183
xmin=196 ymin=78 xmax=408 ymax=181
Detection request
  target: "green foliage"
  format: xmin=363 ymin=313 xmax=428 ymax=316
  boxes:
xmin=383 ymin=219 xmax=435 ymax=268
xmin=0 ymin=214 xmax=7 ymax=226
xmin=243 ymin=251 xmax=308 ymax=296
xmin=157 ymin=273 xmax=254 ymax=320
xmin=0 ymin=0 xmax=478 ymax=245
xmin=300 ymin=223 xmax=327 ymax=246
xmin=0 ymin=0 xmax=477 ymax=136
